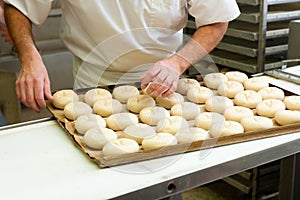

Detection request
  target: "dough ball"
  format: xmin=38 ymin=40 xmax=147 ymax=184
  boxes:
xmin=256 ymin=99 xmax=286 ymax=118
xmin=112 ymin=85 xmax=140 ymax=103
xmin=170 ymin=102 xmax=200 ymax=120
xmin=93 ymin=99 xmax=123 ymax=117
xmin=106 ymin=112 xmax=139 ymax=131
xmin=210 ymin=121 xmax=244 ymax=138
xmin=224 ymin=106 xmax=254 ymax=122
xmin=142 ymin=132 xmax=177 ymax=151
xmin=156 ymin=92 xmax=184 ymax=109
xmin=75 ymin=114 xmax=106 ymax=134
xmin=176 ymin=78 xmax=200 ymax=95
xmin=195 ymin=112 xmax=225 ymax=131
xmin=103 ymin=138 xmax=140 ymax=156
xmin=123 ymin=123 xmax=156 ymax=144
xmin=139 ymin=106 xmax=170 ymax=125
xmin=241 ymin=116 xmax=273 ymax=132
xmin=203 ymin=73 xmax=228 ymax=89
xmin=83 ymin=128 xmax=117 ymax=149
xmin=127 ymin=94 xmax=155 ymax=113
xmin=205 ymin=96 xmax=234 ymax=114
xmin=243 ymin=77 xmax=269 ymax=91
xmin=225 ymin=71 xmax=248 ymax=83
xmin=64 ymin=102 xmax=92 ymax=120
xmin=156 ymin=116 xmax=189 ymax=135
xmin=175 ymin=127 xmax=209 ymax=144
xmin=258 ymin=87 xmax=285 ymax=100
xmin=186 ymin=86 xmax=214 ymax=104
xmin=84 ymin=88 xmax=112 ymax=106
xmin=284 ymin=95 xmax=300 ymax=111
xmin=52 ymin=89 xmax=79 ymax=109
xmin=234 ymin=90 xmax=262 ymax=109
xmin=217 ymin=81 xmax=244 ymax=98
xmin=275 ymin=110 xmax=300 ymax=125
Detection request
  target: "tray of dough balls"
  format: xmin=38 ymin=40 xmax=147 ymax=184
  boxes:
xmin=46 ymin=71 xmax=300 ymax=168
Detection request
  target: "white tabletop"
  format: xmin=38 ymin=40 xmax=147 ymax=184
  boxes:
xmin=0 ymin=119 xmax=300 ymax=200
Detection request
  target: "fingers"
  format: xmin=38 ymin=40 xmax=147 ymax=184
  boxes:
xmin=16 ymin=74 xmax=52 ymax=112
xmin=43 ymin=77 xmax=54 ymax=101
xmin=140 ymin=65 xmax=160 ymax=89
xmin=141 ymin=62 xmax=180 ymax=97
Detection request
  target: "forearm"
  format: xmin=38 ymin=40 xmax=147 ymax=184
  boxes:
xmin=4 ymin=3 xmax=40 ymax=63
xmin=169 ymin=22 xmax=228 ymax=73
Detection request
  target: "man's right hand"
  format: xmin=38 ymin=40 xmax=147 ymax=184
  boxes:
xmin=15 ymin=54 xmax=53 ymax=112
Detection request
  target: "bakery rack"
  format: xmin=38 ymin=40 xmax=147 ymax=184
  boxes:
xmin=184 ymin=0 xmax=300 ymax=74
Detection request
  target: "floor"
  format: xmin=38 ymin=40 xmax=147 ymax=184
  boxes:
xmin=182 ymin=180 xmax=249 ymax=200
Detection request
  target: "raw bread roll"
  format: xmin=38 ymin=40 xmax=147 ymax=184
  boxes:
xmin=93 ymin=99 xmax=123 ymax=117
xmin=127 ymin=94 xmax=155 ymax=113
xmin=195 ymin=112 xmax=225 ymax=131
xmin=83 ymin=127 xmax=117 ymax=149
xmin=102 ymin=138 xmax=140 ymax=156
xmin=203 ymin=73 xmax=228 ymax=89
xmin=241 ymin=116 xmax=273 ymax=132
xmin=284 ymin=95 xmax=300 ymax=111
xmin=225 ymin=71 xmax=248 ymax=83
xmin=234 ymin=90 xmax=262 ymax=109
xmin=243 ymin=77 xmax=269 ymax=91
xmin=112 ymin=85 xmax=140 ymax=103
xmin=64 ymin=102 xmax=92 ymax=120
xmin=52 ymin=89 xmax=79 ymax=109
xmin=170 ymin=102 xmax=200 ymax=120
xmin=142 ymin=132 xmax=177 ymax=151
xmin=156 ymin=116 xmax=189 ymax=135
xmin=175 ymin=127 xmax=209 ymax=144
xmin=217 ymin=81 xmax=244 ymax=98
xmin=275 ymin=110 xmax=300 ymax=125
xmin=176 ymin=78 xmax=200 ymax=95
xmin=205 ymin=96 xmax=234 ymax=114
xmin=210 ymin=120 xmax=244 ymax=138
xmin=186 ymin=86 xmax=214 ymax=104
xmin=106 ymin=113 xmax=139 ymax=131
xmin=224 ymin=106 xmax=254 ymax=122
xmin=123 ymin=123 xmax=156 ymax=144
xmin=156 ymin=92 xmax=184 ymax=109
xmin=256 ymin=99 xmax=286 ymax=118
xmin=84 ymin=88 xmax=112 ymax=106
xmin=258 ymin=87 xmax=285 ymax=100
xmin=75 ymin=114 xmax=106 ymax=134
xmin=139 ymin=106 xmax=170 ymax=125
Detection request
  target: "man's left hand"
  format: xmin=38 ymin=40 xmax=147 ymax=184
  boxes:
xmin=140 ymin=59 xmax=181 ymax=97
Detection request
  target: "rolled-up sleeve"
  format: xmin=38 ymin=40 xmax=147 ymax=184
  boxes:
xmin=188 ymin=0 xmax=240 ymax=27
xmin=4 ymin=0 xmax=52 ymax=25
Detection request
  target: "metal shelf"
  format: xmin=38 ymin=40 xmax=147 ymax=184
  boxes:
xmin=210 ymin=50 xmax=284 ymax=73
xmin=217 ymin=42 xmax=288 ymax=57
xmin=237 ymin=7 xmax=300 ymax=23
xmin=237 ymin=0 xmax=300 ymax=6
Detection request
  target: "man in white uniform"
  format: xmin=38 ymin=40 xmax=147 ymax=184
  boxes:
xmin=4 ymin=0 xmax=240 ymax=112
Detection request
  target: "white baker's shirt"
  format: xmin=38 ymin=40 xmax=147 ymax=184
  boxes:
xmin=4 ymin=0 xmax=240 ymax=88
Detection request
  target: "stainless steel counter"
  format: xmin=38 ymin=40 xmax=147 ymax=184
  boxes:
xmin=0 ymin=117 xmax=299 ymax=200
xmin=0 ymin=73 xmax=299 ymax=200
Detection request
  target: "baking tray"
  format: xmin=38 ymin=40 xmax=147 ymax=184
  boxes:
xmin=46 ymin=83 xmax=300 ymax=168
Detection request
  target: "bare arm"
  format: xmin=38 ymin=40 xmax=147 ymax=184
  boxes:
xmin=4 ymin=3 xmax=53 ymax=112
xmin=141 ymin=22 xmax=228 ymax=97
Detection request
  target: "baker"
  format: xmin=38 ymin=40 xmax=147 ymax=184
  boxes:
xmin=3 ymin=0 xmax=240 ymax=112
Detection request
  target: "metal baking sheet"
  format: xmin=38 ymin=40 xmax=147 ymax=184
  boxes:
xmin=46 ymin=81 xmax=300 ymax=168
